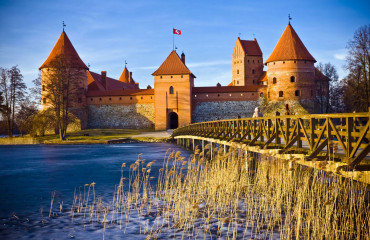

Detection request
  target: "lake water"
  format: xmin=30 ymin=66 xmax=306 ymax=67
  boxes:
xmin=0 ymin=143 xmax=191 ymax=239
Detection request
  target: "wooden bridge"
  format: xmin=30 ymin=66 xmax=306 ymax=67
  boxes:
xmin=172 ymin=110 xmax=370 ymax=184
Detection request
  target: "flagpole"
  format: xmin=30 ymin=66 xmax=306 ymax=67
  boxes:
xmin=172 ymin=28 xmax=174 ymax=51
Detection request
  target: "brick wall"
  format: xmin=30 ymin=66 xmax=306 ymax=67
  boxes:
xmin=87 ymin=104 xmax=155 ymax=129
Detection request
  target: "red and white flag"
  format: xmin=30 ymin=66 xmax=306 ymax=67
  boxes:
xmin=173 ymin=28 xmax=182 ymax=35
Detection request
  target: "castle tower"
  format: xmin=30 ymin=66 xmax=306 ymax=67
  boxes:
xmin=265 ymin=24 xmax=316 ymax=105
xmin=119 ymin=66 xmax=132 ymax=84
xmin=39 ymin=31 xmax=89 ymax=127
xmin=232 ymin=37 xmax=263 ymax=86
xmin=152 ymin=51 xmax=195 ymax=130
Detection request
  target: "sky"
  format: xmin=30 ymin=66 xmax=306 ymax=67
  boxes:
xmin=0 ymin=0 xmax=369 ymax=89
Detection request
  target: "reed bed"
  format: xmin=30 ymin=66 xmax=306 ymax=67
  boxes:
xmin=63 ymin=146 xmax=369 ymax=239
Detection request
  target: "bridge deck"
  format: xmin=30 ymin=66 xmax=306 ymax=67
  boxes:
xmin=173 ymin=111 xmax=370 ymax=184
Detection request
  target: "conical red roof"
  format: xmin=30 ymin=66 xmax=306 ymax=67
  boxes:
xmin=39 ymin=31 xmax=88 ymax=69
xmin=152 ymin=51 xmax=195 ymax=77
xmin=119 ymin=67 xmax=130 ymax=83
xmin=265 ymin=24 xmax=316 ymax=64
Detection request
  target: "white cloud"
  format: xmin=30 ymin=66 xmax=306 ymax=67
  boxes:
xmin=333 ymin=49 xmax=347 ymax=60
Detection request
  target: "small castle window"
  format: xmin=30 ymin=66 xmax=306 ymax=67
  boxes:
xmin=279 ymin=91 xmax=284 ymax=97
xmin=253 ymin=60 xmax=255 ymax=63
xmin=181 ymin=75 xmax=183 ymax=78
xmin=237 ymin=81 xmax=239 ymax=84
xmin=160 ymin=76 xmax=162 ymax=79
xmin=151 ymin=96 xmax=152 ymax=99
xmin=260 ymin=92 xmax=263 ymax=97
xmin=252 ymin=69 xmax=255 ymax=74
xmin=290 ymin=76 xmax=295 ymax=82
xmin=171 ymin=76 xmax=173 ymax=78
xmin=141 ymin=96 xmax=143 ymax=99
xmin=119 ymin=97 xmax=122 ymax=100
xmin=169 ymin=86 xmax=174 ymax=94
xmin=90 ymin=98 xmax=93 ymax=101
xmin=99 ymin=98 xmax=102 ymax=101
xmin=234 ymin=61 xmax=236 ymax=64
xmin=248 ymin=60 xmax=250 ymax=63
xmin=237 ymin=70 xmax=239 ymax=74
xmin=283 ymin=61 xmax=285 ymax=64
xmin=218 ymin=94 xmax=220 ymax=97
xmin=109 ymin=97 xmax=111 ymax=101
xmin=268 ymin=92 xmax=270 ymax=98
xmin=273 ymin=77 xmax=277 ymax=84
xmin=130 ymin=97 xmax=132 ymax=100
xmin=294 ymin=60 xmax=296 ymax=63
xmin=295 ymin=90 xmax=300 ymax=96
xmin=42 ymin=85 xmax=45 ymax=91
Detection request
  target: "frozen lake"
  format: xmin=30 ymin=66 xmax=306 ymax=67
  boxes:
xmin=0 ymin=143 xmax=191 ymax=239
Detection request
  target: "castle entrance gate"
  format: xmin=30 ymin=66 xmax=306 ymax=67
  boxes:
xmin=168 ymin=112 xmax=179 ymax=129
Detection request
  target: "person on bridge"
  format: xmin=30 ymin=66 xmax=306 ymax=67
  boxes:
xmin=253 ymin=107 xmax=263 ymax=118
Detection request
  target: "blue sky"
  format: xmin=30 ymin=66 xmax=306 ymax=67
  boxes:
xmin=0 ymin=0 xmax=369 ymax=89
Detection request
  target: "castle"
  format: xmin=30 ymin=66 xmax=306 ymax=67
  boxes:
xmin=40 ymin=23 xmax=329 ymax=130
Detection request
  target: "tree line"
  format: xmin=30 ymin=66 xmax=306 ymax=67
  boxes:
xmin=0 ymin=24 xmax=369 ymax=138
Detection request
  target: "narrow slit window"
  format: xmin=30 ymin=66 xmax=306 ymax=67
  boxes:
xmin=279 ymin=91 xmax=284 ymax=97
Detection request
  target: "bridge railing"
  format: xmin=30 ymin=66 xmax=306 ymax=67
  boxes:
xmin=173 ymin=111 xmax=370 ymax=169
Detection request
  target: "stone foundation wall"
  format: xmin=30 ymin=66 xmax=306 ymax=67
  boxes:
xmin=192 ymin=101 xmax=259 ymax=123
xmin=88 ymin=104 xmax=155 ymax=129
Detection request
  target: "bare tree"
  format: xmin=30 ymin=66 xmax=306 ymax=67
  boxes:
xmin=42 ymin=56 xmax=84 ymax=140
xmin=0 ymin=66 xmax=26 ymax=136
xmin=343 ymin=25 xmax=370 ymax=112
xmin=316 ymin=62 xmax=339 ymax=113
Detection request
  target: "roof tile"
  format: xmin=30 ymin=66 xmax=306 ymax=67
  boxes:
xmin=152 ymin=51 xmax=195 ymax=77
xmin=265 ymin=24 xmax=316 ymax=64
xmin=40 ymin=32 xmax=88 ymax=69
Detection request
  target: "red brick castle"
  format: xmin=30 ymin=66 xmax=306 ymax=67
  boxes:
xmin=40 ymin=23 xmax=329 ymax=130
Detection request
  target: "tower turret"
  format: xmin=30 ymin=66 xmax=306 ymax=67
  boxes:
xmin=232 ymin=37 xmax=263 ymax=86
xmin=152 ymin=51 xmax=195 ymax=130
xmin=265 ymin=24 xmax=316 ymax=104
xmin=39 ymin=31 xmax=89 ymax=127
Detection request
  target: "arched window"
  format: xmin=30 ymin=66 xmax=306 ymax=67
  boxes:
xmin=237 ymin=69 xmax=239 ymax=74
xmin=279 ymin=91 xmax=284 ymax=97
xmin=273 ymin=77 xmax=277 ymax=84
xmin=252 ymin=69 xmax=255 ymax=74
xmin=290 ymin=76 xmax=295 ymax=82
xmin=295 ymin=90 xmax=300 ymax=96
xmin=169 ymin=86 xmax=174 ymax=94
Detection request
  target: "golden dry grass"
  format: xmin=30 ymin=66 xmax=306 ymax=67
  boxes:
xmin=67 ymin=146 xmax=370 ymax=239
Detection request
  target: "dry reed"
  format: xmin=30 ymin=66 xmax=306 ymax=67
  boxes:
xmin=57 ymin=146 xmax=369 ymax=239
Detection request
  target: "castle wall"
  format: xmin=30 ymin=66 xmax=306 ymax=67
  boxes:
xmin=266 ymin=60 xmax=316 ymax=101
xmin=192 ymin=101 xmax=259 ymax=122
xmin=192 ymin=91 xmax=261 ymax=103
xmin=87 ymin=94 xmax=154 ymax=105
xmin=87 ymin=103 xmax=155 ymax=129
